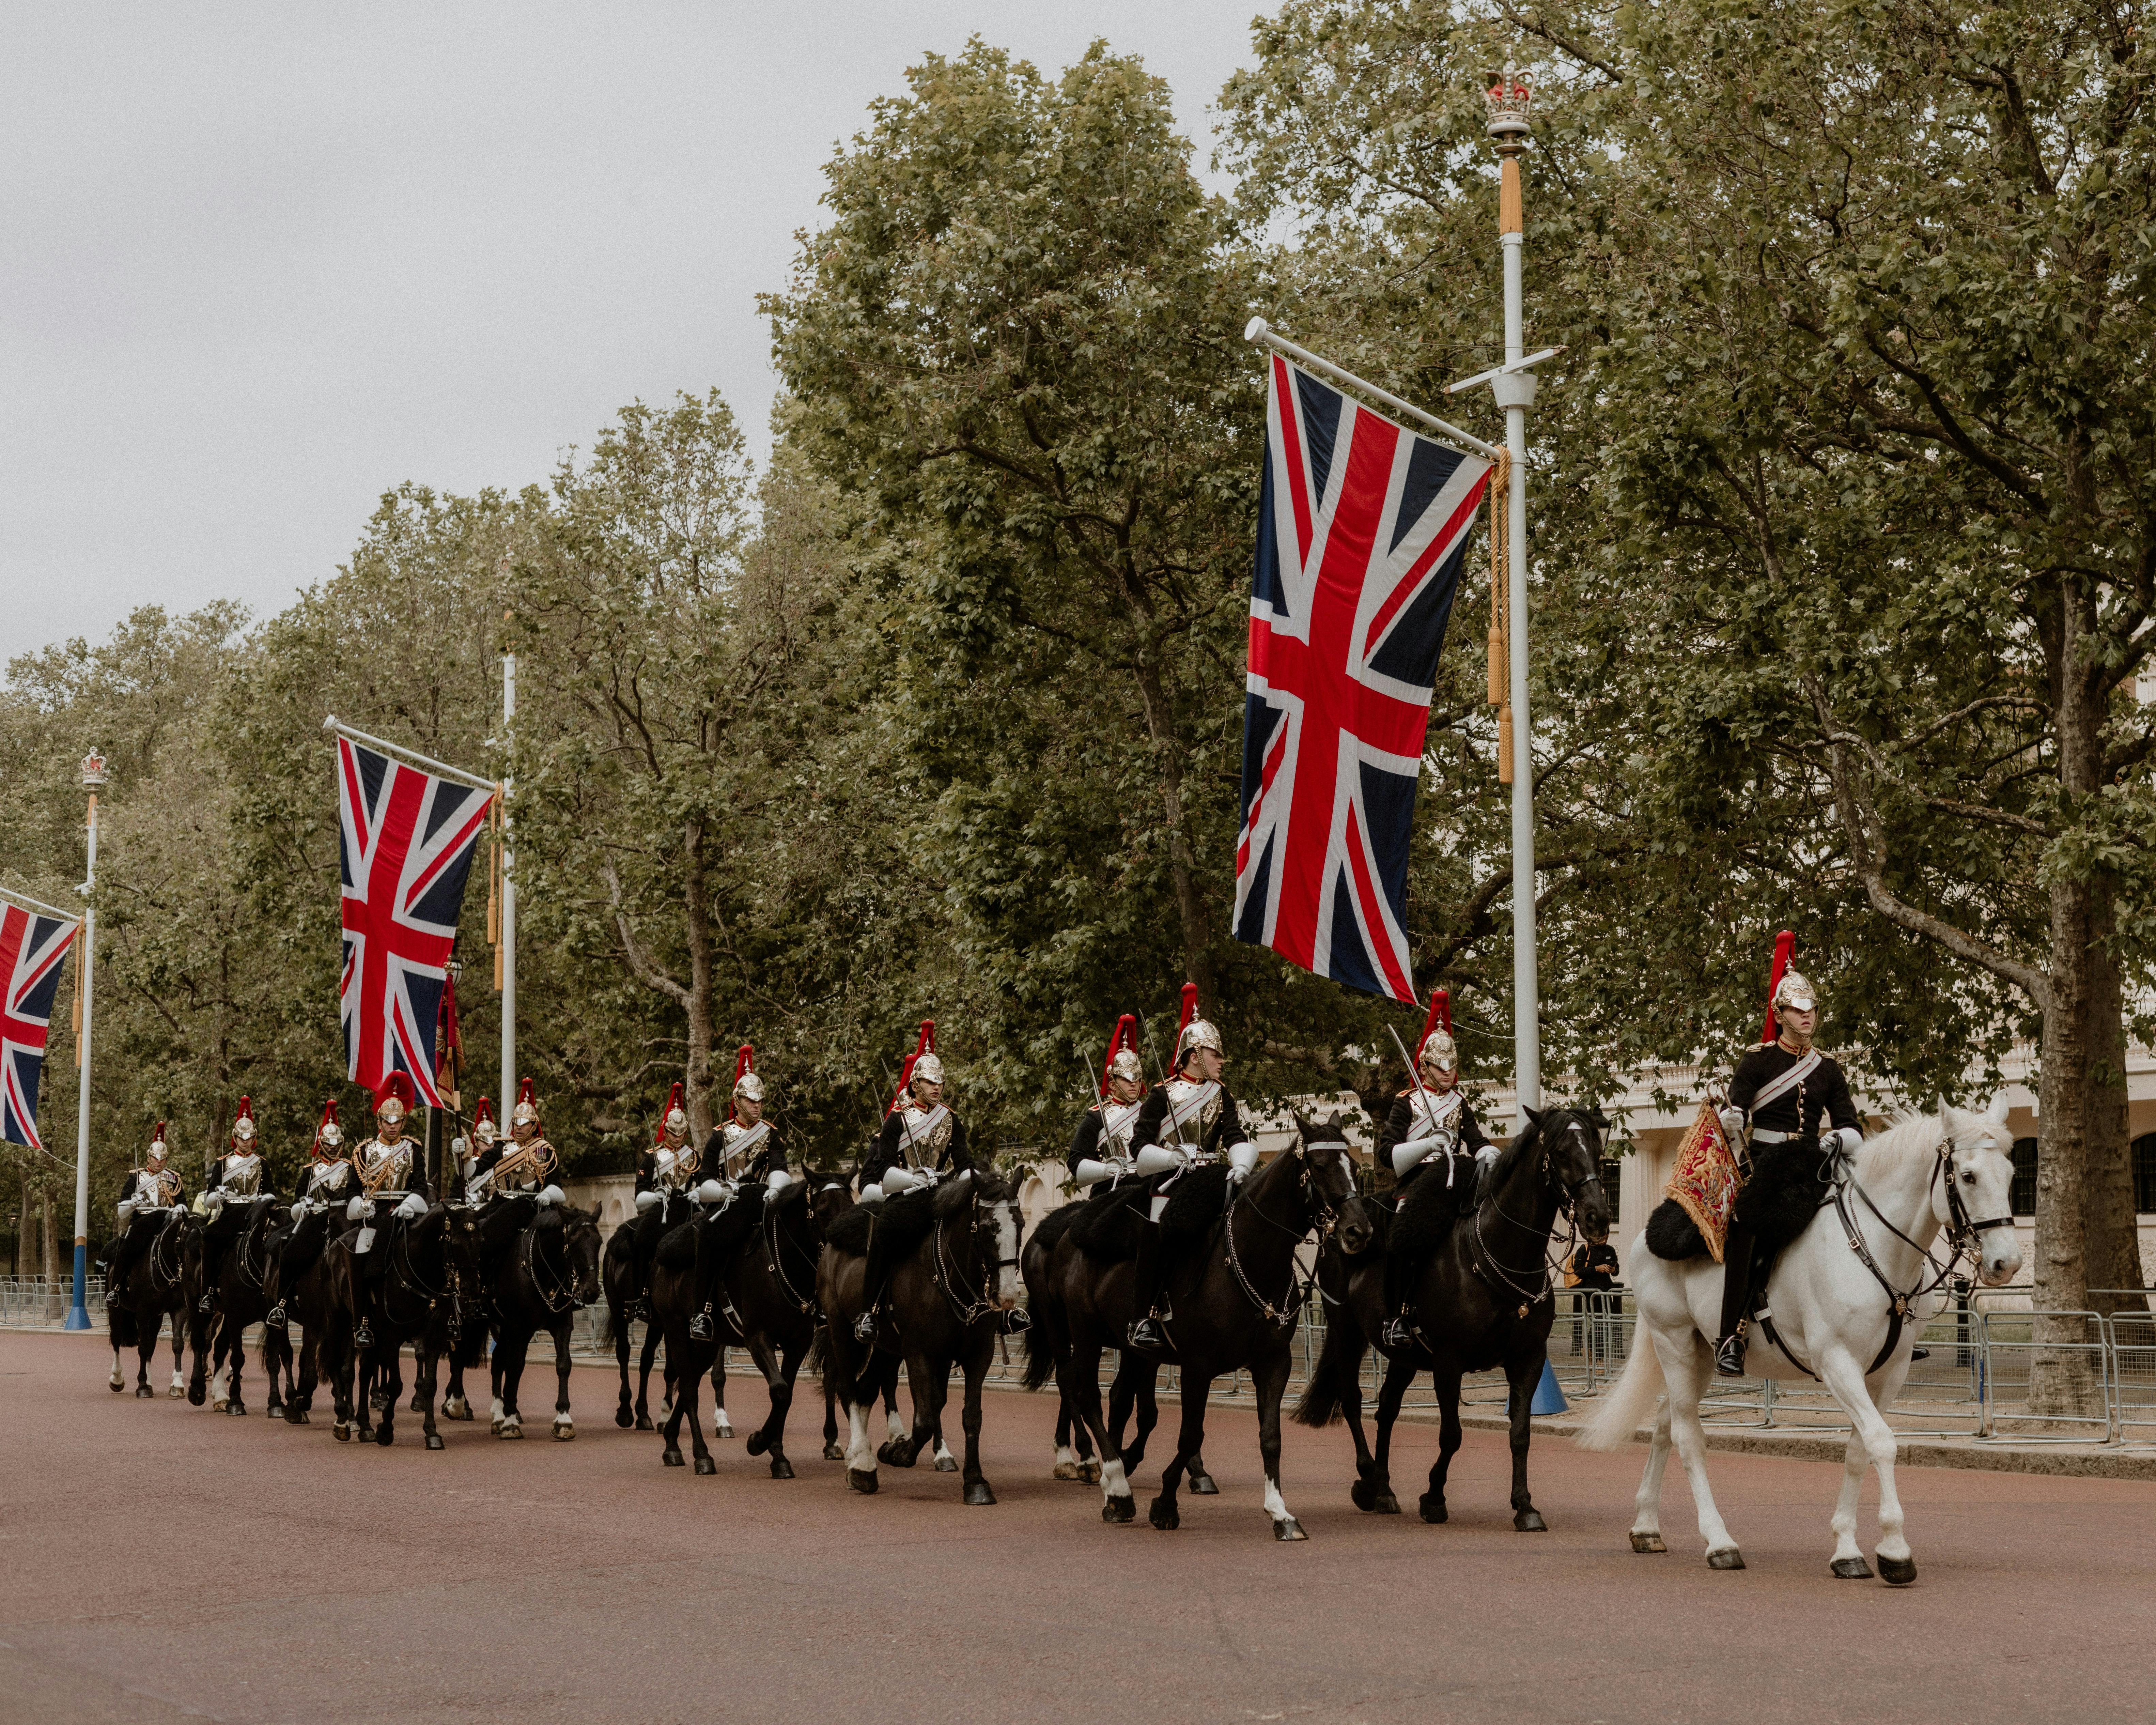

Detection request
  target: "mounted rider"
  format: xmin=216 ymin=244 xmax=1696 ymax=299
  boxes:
xmin=1067 ymin=1014 xmax=1147 ymax=1201
xmin=1376 ymin=991 xmax=1495 ymax=1349
xmin=106 ymin=1122 xmax=187 ymax=1304
xmin=350 ymin=1072 xmax=434 ymax=1350
xmin=266 ymin=1098 xmax=350 ymax=1326
xmin=1124 ymin=985 xmax=1260 ymax=1352
xmin=1712 ymin=936 xmax=1864 ymax=1377
xmin=472 ymin=1080 xmax=561 ymax=1209
xmin=198 ymin=1095 xmax=276 ymax=1312
xmin=452 ymin=1096 xmax=498 ymax=1202
xmin=851 ymin=1020 xmax=976 ymax=1343
xmin=630 ymin=1080 xmax=699 ymax=1321
xmin=681 ymin=1044 xmax=792 ymax=1341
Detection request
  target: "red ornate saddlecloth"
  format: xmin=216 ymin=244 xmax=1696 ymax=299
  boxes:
xmin=1665 ymin=1102 xmax=1740 ymax=1262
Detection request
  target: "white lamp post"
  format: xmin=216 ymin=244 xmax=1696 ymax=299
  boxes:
xmin=65 ymin=749 xmax=105 ymax=1329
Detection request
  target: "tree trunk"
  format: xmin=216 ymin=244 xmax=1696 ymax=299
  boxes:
xmin=680 ymin=818 xmax=716 ymax=1141
xmin=1129 ymin=652 xmax=1215 ymax=1008
xmin=40 ymin=1185 xmax=56 ymax=1284
xmin=12 ymin=1176 xmax=24 ymax=1276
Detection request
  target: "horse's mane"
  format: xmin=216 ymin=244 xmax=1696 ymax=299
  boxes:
xmin=1483 ymin=1110 xmax=1548 ymax=1194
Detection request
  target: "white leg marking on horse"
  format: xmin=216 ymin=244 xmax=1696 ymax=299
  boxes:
xmin=1831 ymin=1430 xmax=1869 ymax=1564
xmin=886 ymin=1406 xmax=905 ymax=1444
xmin=1054 ymin=1443 xmax=1074 ymax=1466
xmin=846 ymin=1402 xmax=877 ymax=1474
xmin=1263 ymin=1477 xmax=1289 ymax=1522
xmin=934 ymin=1437 xmax=955 ymax=1466
xmin=1632 ymin=1395 xmax=1673 ymax=1542
xmin=1100 ymin=1457 xmax=1132 ymax=1503
xmin=1658 ymin=1336 xmax=1738 ymax=1558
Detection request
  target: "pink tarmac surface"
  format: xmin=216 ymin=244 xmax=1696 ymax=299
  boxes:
xmin=2 ymin=1326 xmax=2152 ymax=1725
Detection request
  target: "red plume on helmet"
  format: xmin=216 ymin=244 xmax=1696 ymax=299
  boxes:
xmin=472 ymin=1097 xmax=495 ymax=1130
xmin=1762 ymin=930 xmax=1796 ymax=1043
xmin=374 ymin=1071 xmax=416 ymax=1111
xmin=148 ymin=1120 xmax=168 ymax=1157
xmin=1413 ymin=988 xmax=1453 ymax=1067
xmin=229 ymin=1095 xmax=255 ymax=1148
xmin=656 ymin=1079 xmax=687 ymax=1144
xmin=1175 ymin=983 xmax=1198 ymax=1044
xmin=729 ymin=1045 xmax=756 ymax=1122
xmin=309 ymin=1098 xmax=340 ymax=1161
xmin=1099 ymin=1013 xmax=1138 ymax=1098
xmin=890 ymin=1019 xmax=935 ymax=1112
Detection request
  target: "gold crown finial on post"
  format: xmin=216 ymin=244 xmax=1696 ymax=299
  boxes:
xmin=1485 ymin=67 xmax=1532 ymax=150
xmin=80 ymin=749 xmax=107 ymax=788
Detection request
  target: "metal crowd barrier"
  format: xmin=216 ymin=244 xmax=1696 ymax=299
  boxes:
xmin=0 ymin=1274 xmax=107 ymax=1325
xmin=1973 ymin=1308 xmax=2116 ymax=1444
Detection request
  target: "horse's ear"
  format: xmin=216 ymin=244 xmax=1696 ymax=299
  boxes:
xmin=1523 ymin=1106 xmax=1544 ymax=1128
xmin=1327 ymin=1109 xmax=1343 ymax=1131
xmin=1985 ymin=1093 xmax=2010 ymax=1124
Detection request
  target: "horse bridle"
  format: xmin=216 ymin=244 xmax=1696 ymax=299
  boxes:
xmin=1835 ymin=1122 xmax=2015 ymax=1326
xmin=523 ymin=1214 xmax=581 ymax=1315
xmin=1471 ymin=1116 xmax=1606 ymax=1318
xmin=933 ymin=1187 xmax=1022 ymax=1328
xmin=1225 ymin=1138 xmax=1354 ymax=1328
xmin=763 ymin=1194 xmax=820 ymax=1317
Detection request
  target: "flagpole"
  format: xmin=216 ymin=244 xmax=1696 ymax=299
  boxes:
xmin=499 ymin=651 xmax=517 ymax=1115
xmin=1488 ymin=71 xmax=1540 ymax=1123
xmin=66 ymin=751 xmax=105 ymax=1331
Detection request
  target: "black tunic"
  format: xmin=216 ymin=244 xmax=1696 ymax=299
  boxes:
xmin=1375 ymin=1089 xmax=1490 ymax=1185
xmin=860 ymin=1106 xmax=973 ymax=1187
xmin=205 ymin=1156 xmax=276 ymax=1200
xmin=1066 ymin=1102 xmax=1148 ymax=1197
xmin=120 ymin=1168 xmax=187 ymax=1210
xmin=700 ymin=1124 xmax=785 ymax=1184
xmin=1730 ymin=1044 xmax=1860 ymax=1141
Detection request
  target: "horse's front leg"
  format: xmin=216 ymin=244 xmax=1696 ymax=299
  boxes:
xmin=374 ymin=1346 xmax=402 ymax=1447
xmin=1253 ymin=1349 xmax=1304 ymax=1540
xmin=169 ymin=1311 xmax=187 ymax=1399
xmin=959 ymin=1331 xmax=995 ymax=1506
xmin=636 ymin=1319 xmax=662 ymax=1430
xmin=742 ymin=1332 xmax=797 ymax=1477
xmin=711 ymin=1345 xmax=732 ymax=1439
xmin=1371 ymin=1352 xmax=1415 ymax=1512
xmin=822 ymin=1371 xmax=846 ymax=1462
xmin=420 ymin=1336 xmax=444 ymax=1450
xmin=135 ymin=1324 xmax=155 ymax=1398
xmin=1066 ymin=1338 xmax=1134 ymax=1523
xmin=225 ymin=1327 xmax=249 ymax=1417
xmin=498 ymin=1332 xmax=528 ymax=1441
xmin=1654 ymin=1329 xmax=1742 ymax=1568
xmin=612 ymin=1298 xmax=635 ymax=1429
xmin=1818 ymin=1347 xmax=1914 ymax=1585
xmin=1148 ymin=1373 xmax=1211 ymax=1531
xmin=1629 ymin=1394 xmax=1673 ymax=1552
xmin=1502 ymin=1347 xmax=1548 ymax=1531
xmin=884 ymin=1349 xmax=940 ymax=1470
xmin=551 ymin=1318 xmax=575 ymax=1441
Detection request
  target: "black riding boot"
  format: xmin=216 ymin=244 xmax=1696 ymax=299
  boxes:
xmin=1380 ymin=1245 xmax=1417 ymax=1351
xmin=853 ymin=1230 xmax=886 ymax=1345
xmin=1714 ymin=1215 xmax=1756 ymax=1376
xmin=1126 ymin=1220 xmax=1166 ymax=1350
xmin=688 ymin=1213 xmax=715 ymax=1340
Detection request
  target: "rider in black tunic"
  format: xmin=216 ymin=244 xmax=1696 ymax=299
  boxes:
xmin=1712 ymin=966 xmax=1863 ymax=1376
xmin=629 ymin=1082 xmax=696 ymax=1321
xmin=199 ymin=1096 xmax=275 ymax=1312
xmin=351 ymin=1074 xmax=435 ymax=1350
xmin=851 ymin=1026 xmax=975 ymax=1343
xmin=681 ymin=1044 xmax=792 ymax=1340
xmin=1375 ymin=1027 xmax=1493 ymax=1349
xmin=266 ymin=1098 xmax=351 ymax=1327
xmin=1066 ymin=1016 xmax=1147 ymax=1201
xmin=1123 ymin=994 xmax=1258 ymax=1351
xmin=106 ymin=1123 xmax=187 ymax=1303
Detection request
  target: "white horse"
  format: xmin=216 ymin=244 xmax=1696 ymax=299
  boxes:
xmin=1580 ymin=1098 xmax=2021 ymax=1583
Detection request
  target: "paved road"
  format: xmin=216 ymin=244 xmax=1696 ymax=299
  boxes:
xmin=3 ymin=1329 xmax=2151 ymax=1725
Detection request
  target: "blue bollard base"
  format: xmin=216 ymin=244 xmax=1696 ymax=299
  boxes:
xmin=1506 ymin=1358 xmax=1572 ymax=1418
xmin=64 ymin=1306 xmax=93 ymax=1331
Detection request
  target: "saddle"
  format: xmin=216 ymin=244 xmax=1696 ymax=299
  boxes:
xmin=1647 ymin=1135 xmax=1834 ymax=1265
xmin=823 ymin=1184 xmax=936 ymax=1259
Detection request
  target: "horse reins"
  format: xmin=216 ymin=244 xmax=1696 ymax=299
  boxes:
xmin=1224 ymin=1140 xmax=1353 ymax=1329
xmin=932 ymin=1189 xmax=1022 ymax=1328
xmin=1470 ymin=1117 xmax=1605 ymax=1321
xmin=763 ymin=1196 xmax=819 ymax=1317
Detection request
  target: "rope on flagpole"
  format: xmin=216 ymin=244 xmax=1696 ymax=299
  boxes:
xmin=1487 ymin=449 xmax=1514 ymax=785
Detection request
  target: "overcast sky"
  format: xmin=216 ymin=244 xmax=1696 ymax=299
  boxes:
xmin=2 ymin=3 xmax=1266 ymax=663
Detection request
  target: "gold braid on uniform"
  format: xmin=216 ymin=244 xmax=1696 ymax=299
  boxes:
xmin=491 ymin=1137 xmax=558 ymax=1189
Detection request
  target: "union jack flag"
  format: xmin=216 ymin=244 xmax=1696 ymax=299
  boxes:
xmin=338 ymin=736 xmax=493 ymax=1106
xmin=0 ymin=902 xmax=78 ymax=1150
xmin=1234 ymin=355 xmax=1494 ymax=1003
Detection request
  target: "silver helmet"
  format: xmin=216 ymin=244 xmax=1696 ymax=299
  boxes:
xmin=911 ymin=1052 xmax=945 ymax=1088
xmin=1107 ymin=1047 xmax=1144 ymax=1086
xmin=732 ymin=1071 xmax=765 ymax=1105
xmin=1175 ymin=1018 xmax=1223 ymax=1065
xmin=1771 ymin=968 xmax=1818 ymax=1016
xmin=1418 ymin=1031 xmax=1459 ymax=1078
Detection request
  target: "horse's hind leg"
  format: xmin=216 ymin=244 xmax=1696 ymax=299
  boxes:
xmin=613 ymin=1298 xmax=635 ymax=1428
xmin=1148 ymin=1375 xmax=1210 ymax=1531
xmin=1370 ymin=1354 xmax=1415 ymax=1515
xmin=374 ymin=1349 xmax=402 ymax=1447
xmin=136 ymin=1327 xmax=155 ymax=1398
xmin=635 ymin=1320 xmax=662 ymax=1430
xmin=674 ymin=1352 xmax=715 ymax=1474
xmin=823 ymin=1375 xmax=846 ymax=1462
xmin=742 ymin=1333 xmax=797 ymax=1477
xmin=1656 ymin=1331 xmax=1742 ymax=1568
xmin=711 ymin=1346 xmax=731 ymax=1439
xmin=959 ymin=1341 xmax=994 ymax=1506
xmin=1828 ymin=1429 xmax=1873 ymax=1577
xmin=1819 ymin=1349 xmax=1913 ymax=1584
xmin=420 ymin=1339 xmax=445 ymax=1450
xmin=1629 ymin=1394 xmax=1674 ymax=1552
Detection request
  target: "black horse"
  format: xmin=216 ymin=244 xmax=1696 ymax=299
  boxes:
xmin=105 ymin=1208 xmax=198 ymax=1400
xmin=271 ymin=1201 xmax=364 ymax=1427
xmin=320 ymin=1203 xmax=480 ymax=1449
xmin=819 ymin=1168 xmax=1025 ymax=1505
xmin=653 ymin=1177 xmax=827 ymax=1477
xmin=1032 ymin=1114 xmax=1372 ymax=1539
xmin=485 ymin=1202 xmax=602 ymax=1440
xmin=188 ymin=1195 xmax=295 ymax=1417
xmin=602 ymin=1223 xmax=671 ymax=1431
xmin=1295 ymin=1106 xmax=1611 ymax=1529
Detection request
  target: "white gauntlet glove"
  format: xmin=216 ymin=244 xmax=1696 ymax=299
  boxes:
xmin=634 ymin=1189 xmax=661 ymax=1213
xmin=345 ymin=1197 xmax=370 ymax=1223
xmin=1072 ymin=1158 xmax=1116 ymax=1189
xmin=1830 ymin=1125 xmax=1863 ymax=1157
xmin=881 ymin=1168 xmax=922 ymax=1195
xmin=764 ymin=1169 xmax=795 ymax=1194
xmin=1227 ymin=1141 xmax=1259 ymax=1180
xmin=1391 ymin=1135 xmax=1443 ymax=1179
xmin=394 ymin=1193 xmax=427 ymax=1220
xmin=1717 ymin=1107 xmax=1744 ymax=1142
xmin=1130 ymin=1144 xmax=1185 ymax=1179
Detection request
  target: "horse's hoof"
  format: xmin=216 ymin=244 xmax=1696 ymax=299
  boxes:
xmin=445 ymin=1402 xmax=473 ymax=1422
xmin=635 ymin=1415 xmax=655 ymax=1432
xmin=963 ymin=1481 xmax=995 ymax=1507
xmin=770 ymin=1456 xmax=794 ymax=1479
xmin=878 ymin=1439 xmax=917 ymax=1469
xmin=553 ymin=1422 xmax=574 ymax=1442
xmin=1831 ymin=1557 xmax=1873 ymax=1580
xmin=1418 ymin=1494 xmax=1448 ymax=1524
xmin=1148 ymin=1497 xmax=1179 ymax=1531
xmin=1189 ymin=1472 xmax=1219 ymax=1496
xmin=1349 ymin=1480 xmax=1400 ymax=1514
xmin=425 ymin=1432 xmax=445 ymax=1451
xmin=1102 ymin=1495 xmax=1136 ymax=1524
xmin=169 ymin=1385 xmax=185 ymax=1399
xmin=135 ymin=1385 xmax=154 ymax=1399
xmin=489 ymin=1418 xmax=503 ymax=1435
xmin=745 ymin=1431 xmax=770 ymax=1457
xmin=615 ymin=1407 xmax=634 ymax=1429
xmin=694 ymin=1455 xmax=716 ymax=1476
xmin=1515 ymin=1509 xmax=1548 ymax=1533
xmin=211 ymin=1397 xmax=227 ymax=1413
xmin=824 ymin=1441 xmax=847 ymax=1461
xmin=1707 ymin=1546 xmax=1746 ymax=1570
xmin=1083 ymin=1459 xmax=1102 ymax=1484
xmin=663 ymin=1448 xmax=685 ymax=1468
xmin=187 ymin=1386 xmax=204 ymax=1405
xmin=847 ymin=1467 xmax=879 ymax=1495
xmin=408 ymin=1392 xmax=426 ymax=1413
xmin=333 ymin=1422 xmax=351 ymax=1442
xmin=1053 ymin=1460 xmax=1082 ymax=1481
xmin=1631 ymin=1531 xmax=1667 ymax=1554
xmin=1877 ymin=1554 xmax=1917 ymax=1587
xmin=715 ymin=1417 xmax=733 ymax=1439
xmin=1272 ymin=1516 xmax=1307 ymax=1542
xmin=934 ymin=1452 xmax=959 ymax=1474
xmin=109 ymin=1375 xmax=124 ymax=1393
xmin=373 ymin=1425 xmax=393 ymax=1447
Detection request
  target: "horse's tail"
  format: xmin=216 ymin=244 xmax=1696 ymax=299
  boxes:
xmin=805 ymin=1321 xmax=827 ymax=1380
xmin=1576 ymin=1329 xmax=1664 ymax=1451
xmin=1292 ymin=1300 xmax=1366 ymax=1429
xmin=1020 ymin=1309 xmax=1057 ymax=1391
xmin=108 ymin=1302 xmax=139 ymax=1350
